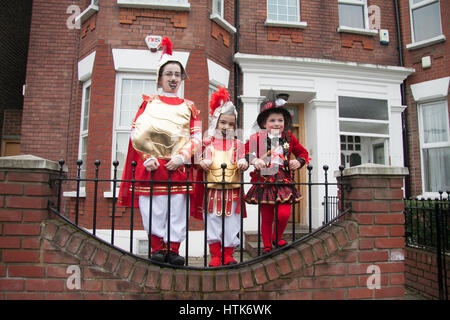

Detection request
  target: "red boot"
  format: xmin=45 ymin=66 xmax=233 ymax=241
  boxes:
xmin=208 ymin=242 xmax=222 ymax=267
xmin=223 ymin=247 xmax=237 ymax=265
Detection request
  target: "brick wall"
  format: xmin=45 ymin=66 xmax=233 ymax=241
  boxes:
xmin=20 ymin=0 xmax=80 ymax=160
xmin=239 ymin=0 xmax=400 ymax=66
xmin=398 ymin=0 xmax=450 ymax=197
xmin=0 ymin=157 xmax=411 ymax=300
xmin=405 ymin=246 xmax=450 ymax=299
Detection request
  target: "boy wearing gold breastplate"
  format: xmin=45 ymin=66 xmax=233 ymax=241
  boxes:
xmin=118 ymin=37 xmax=201 ymax=265
xmin=197 ymin=87 xmax=248 ymax=267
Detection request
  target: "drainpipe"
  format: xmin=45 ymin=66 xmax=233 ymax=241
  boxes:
xmin=234 ymin=0 xmax=241 ymax=127
xmin=394 ymin=0 xmax=411 ymax=198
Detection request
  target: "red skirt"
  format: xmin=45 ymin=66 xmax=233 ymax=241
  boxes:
xmin=245 ymin=169 xmax=302 ymax=204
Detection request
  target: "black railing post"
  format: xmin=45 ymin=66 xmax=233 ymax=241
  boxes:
xmin=323 ymin=165 xmax=329 ymax=225
xmin=185 ymin=163 xmax=191 ymax=266
xmin=339 ymin=165 xmax=345 ymax=215
xmin=291 ymin=169 xmax=296 ymax=242
xmin=239 ymin=171 xmax=244 ymax=263
xmin=257 ymin=172 xmax=262 ymax=256
xmin=203 ymin=171 xmax=208 ymax=267
xmin=75 ymin=159 xmax=82 ymax=226
xmin=434 ymin=200 xmax=444 ymax=300
xmin=148 ymin=170 xmax=154 ymax=260
xmin=93 ymin=160 xmax=101 ymax=236
xmin=129 ymin=161 xmax=137 ymax=253
xmin=221 ymin=163 xmax=227 ymax=266
xmin=307 ymin=165 xmax=313 ymax=233
xmin=274 ymin=173 xmax=279 ymax=249
xmin=167 ymin=170 xmax=172 ymax=256
xmin=57 ymin=160 xmax=65 ymax=213
xmin=111 ymin=160 xmax=119 ymax=245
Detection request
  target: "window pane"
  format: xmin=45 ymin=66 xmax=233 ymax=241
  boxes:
xmin=422 ymin=101 xmax=448 ymax=144
xmin=82 ymin=86 xmax=91 ymax=131
xmin=80 ymin=136 xmax=88 ymax=186
xmin=339 ymin=3 xmax=365 ymax=28
xmin=423 ymin=147 xmax=450 ymax=192
xmin=116 ymin=132 xmax=131 ymax=186
xmin=119 ymin=79 xmax=156 ymax=127
xmin=412 ymin=2 xmax=441 ymax=42
xmin=268 ymin=0 xmax=298 ymax=22
xmin=339 ymin=96 xmax=388 ymax=120
xmin=213 ymin=0 xmax=222 ymax=16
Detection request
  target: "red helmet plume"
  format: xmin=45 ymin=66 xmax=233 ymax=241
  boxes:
xmin=209 ymin=86 xmax=230 ymax=115
xmin=159 ymin=36 xmax=173 ymax=57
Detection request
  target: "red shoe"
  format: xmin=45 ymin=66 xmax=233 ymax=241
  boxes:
xmin=223 ymin=247 xmax=237 ymax=265
xmin=208 ymin=242 xmax=222 ymax=267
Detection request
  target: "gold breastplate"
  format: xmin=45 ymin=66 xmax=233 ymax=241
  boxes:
xmin=207 ymin=147 xmax=240 ymax=189
xmin=132 ymin=97 xmax=191 ymax=159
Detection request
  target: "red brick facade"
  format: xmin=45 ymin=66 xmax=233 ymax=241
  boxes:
xmin=398 ymin=0 xmax=450 ymax=197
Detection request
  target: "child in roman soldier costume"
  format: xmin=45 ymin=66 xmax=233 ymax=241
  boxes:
xmin=118 ymin=37 xmax=201 ymax=265
xmin=244 ymin=94 xmax=310 ymax=254
xmin=194 ymin=87 xmax=248 ymax=267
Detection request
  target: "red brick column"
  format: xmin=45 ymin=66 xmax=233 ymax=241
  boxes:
xmin=336 ymin=164 xmax=409 ymax=299
xmin=0 ymin=155 xmax=61 ymax=299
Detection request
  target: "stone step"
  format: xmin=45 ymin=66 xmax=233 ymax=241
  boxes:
xmin=244 ymin=224 xmax=313 ymax=257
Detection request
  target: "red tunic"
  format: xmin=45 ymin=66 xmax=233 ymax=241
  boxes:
xmin=244 ymin=130 xmax=310 ymax=204
xmin=118 ymin=95 xmax=201 ymax=208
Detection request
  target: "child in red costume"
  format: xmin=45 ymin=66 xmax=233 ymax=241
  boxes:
xmin=245 ymin=95 xmax=309 ymax=254
xmin=118 ymin=37 xmax=201 ymax=265
xmin=193 ymin=87 xmax=248 ymax=267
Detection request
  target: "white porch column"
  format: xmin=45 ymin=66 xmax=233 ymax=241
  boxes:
xmin=390 ymin=105 xmax=407 ymax=167
xmin=307 ymin=99 xmax=340 ymax=228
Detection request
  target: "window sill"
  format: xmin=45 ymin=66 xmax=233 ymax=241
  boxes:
xmin=104 ymin=190 xmax=120 ymax=199
xmin=117 ymin=0 xmax=191 ymax=11
xmin=75 ymin=3 xmax=99 ymax=25
xmin=210 ymin=13 xmax=236 ymax=34
xmin=337 ymin=26 xmax=378 ymax=37
xmin=63 ymin=190 xmax=87 ymax=198
xmin=264 ymin=19 xmax=307 ymax=29
xmin=406 ymin=34 xmax=446 ymax=50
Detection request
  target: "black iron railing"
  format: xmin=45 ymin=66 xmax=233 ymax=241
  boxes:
xmin=49 ymin=160 xmax=351 ymax=270
xmin=404 ymin=193 xmax=449 ymax=300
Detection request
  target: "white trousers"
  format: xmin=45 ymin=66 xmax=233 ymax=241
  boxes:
xmin=139 ymin=194 xmax=187 ymax=243
xmin=206 ymin=200 xmax=241 ymax=247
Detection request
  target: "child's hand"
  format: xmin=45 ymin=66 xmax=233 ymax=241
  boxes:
xmin=237 ymin=159 xmax=249 ymax=171
xmin=143 ymin=158 xmax=159 ymax=171
xmin=252 ymin=158 xmax=266 ymax=170
xmin=199 ymin=159 xmax=212 ymax=170
xmin=165 ymin=155 xmax=184 ymax=171
xmin=289 ymin=159 xmax=301 ymax=170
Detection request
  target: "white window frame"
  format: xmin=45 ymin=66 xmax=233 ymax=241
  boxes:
xmin=117 ymin=0 xmax=191 ymax=11
xmin=265 ymin=0 xmax=307 ymax=29
xmin=337 ymin=0 xmax=378 ymax=36
xmin=64 ymin=80 xmax=91 ymax=198
xmin=406 ymin=0 xmax=445 ymax=50
xmin=210 ymin=0 xmax=236 ymax=33
xmin=418 ymin=99 xmax=450 ymax=196
xmin=105 ymin=73 xmax=157 ymax=198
